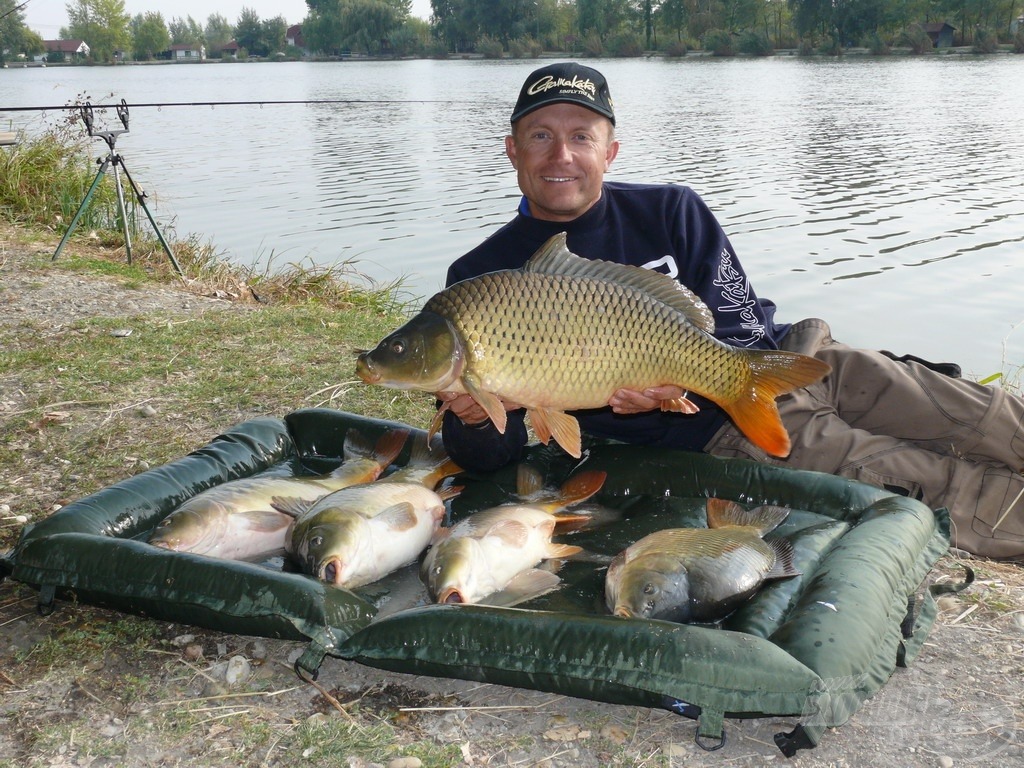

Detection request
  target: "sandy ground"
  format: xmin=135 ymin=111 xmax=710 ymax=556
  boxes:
xmin=1 ymin=224 xmax=1023 ymax=767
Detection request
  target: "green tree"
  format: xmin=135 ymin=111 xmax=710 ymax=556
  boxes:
xmin=168 ymin=15 xmax=204 ymax=45
xmin=234 ymin=6 xmax=264 ymax=55
xmin=305 ymin=0 xmax=408 ymax=55
xmin=2 ymin=0 xmax=45 ymax=61
xmin=262 ymin=14 xmax=288 ymax=54
xmin=130 ymin=11 xmax=169 ymax=60
xmin=64 ymin=0 xmax=131 ymax=62
xmin=204 ymin=13 xmax=234 ymax=56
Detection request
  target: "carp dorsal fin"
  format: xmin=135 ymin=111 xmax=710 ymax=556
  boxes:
xmin=523 ymin=232 xmax=716 ymax=334
xmin=706 ymin=498 xmax=791 ymax=536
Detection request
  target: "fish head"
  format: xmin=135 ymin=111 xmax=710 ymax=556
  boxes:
xmin=356 ymin=311 xmax=464 ymax=393
xmin=422 ymin=537 xmax=482 ymax=605
xmin=614 ymin=562 xmax=692 ymax=622
xmin=295 ymin=516 xmax=367 ymax=585
xmin=148 ymin=505 xmax=219 ymax=552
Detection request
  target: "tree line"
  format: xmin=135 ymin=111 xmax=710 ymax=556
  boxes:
xmin=2 ymin=0 xmax=1022 ymax=64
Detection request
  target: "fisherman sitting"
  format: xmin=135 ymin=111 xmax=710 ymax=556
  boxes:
xmin=434 ymin=62 xmax=1024 ymax=563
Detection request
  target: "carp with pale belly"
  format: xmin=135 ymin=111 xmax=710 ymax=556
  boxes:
xmin=355 ymin=233 xmax=831 ymax=459
xmin=276 ymin=482 xmax=457 ymax=588
xmin=147 ymin=428 xmax=408 ymax=560
xmin=421 ymin=465 xmax=606 ymax=606
xmin=605 ymin=498 xmax=802 ymax=623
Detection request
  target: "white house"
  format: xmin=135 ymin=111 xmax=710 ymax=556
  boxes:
xmin=168 ymin=43 xmax=206 ymax=61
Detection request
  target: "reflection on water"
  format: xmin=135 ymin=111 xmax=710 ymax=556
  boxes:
xmin=2 ymin=57 xmax=1022 ymax=374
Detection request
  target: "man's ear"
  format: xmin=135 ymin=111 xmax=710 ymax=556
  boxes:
xmin=505 ymin=134 xmax=518 ymax=168
xmin=605 ymin=139 xmax=620 ymax=170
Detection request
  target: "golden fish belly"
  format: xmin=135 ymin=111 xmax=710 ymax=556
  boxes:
xmin=428 ymin=271 xmax=751 ymax=408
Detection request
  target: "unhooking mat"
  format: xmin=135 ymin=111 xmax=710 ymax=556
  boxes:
xmin=0 ymin=408 xmax=964 ymax=755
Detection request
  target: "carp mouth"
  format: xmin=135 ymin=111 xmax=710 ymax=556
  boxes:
xmin=438 ymin=587 xmax=465 ymax=605
xmin=613 ymin=606 xmax=634 ymax=618
xmin=319 ymin=557 xmax=345 ymax=585
xmin=354 ymin=357 xmax=380 ymax=384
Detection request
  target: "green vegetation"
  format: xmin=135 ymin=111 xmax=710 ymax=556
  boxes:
xmin=4 ymin=0 xmax=1023 ymax=64
xmin=0 ymin=119 xmax=121 ymax=232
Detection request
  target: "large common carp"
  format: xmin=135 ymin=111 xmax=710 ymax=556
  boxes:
xmin=147 ymin=428 xmax=408 ymax=560
xmin=605 ymin=498 xmax=801 ymax=623
xmin=355 ymin=233 xmax=830 ymax=459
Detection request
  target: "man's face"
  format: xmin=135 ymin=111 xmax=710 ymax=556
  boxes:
xmin=505 ymin=103 xmax=619 ymax=222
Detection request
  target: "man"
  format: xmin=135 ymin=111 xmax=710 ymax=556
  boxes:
xmin=436 ymin=62 xmax=1024 ymax=561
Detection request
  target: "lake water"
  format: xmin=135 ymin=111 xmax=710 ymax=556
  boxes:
xmin=2 ymin=57 xmax=1023 ymax=376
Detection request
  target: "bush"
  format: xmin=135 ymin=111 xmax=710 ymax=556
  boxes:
xmin=582 ymin=32 xmax=605 ymax=57
xmin=608 ymin=32 xmax=643 ymax=57
xmin=864 ymin=33 xmax=891 ymax=55
xmin=703 ymin=29 xmax=735 ymax=57
xmin=508 ymin=36 xmax=542 ymax=58
xmin=738 ymin=31 xmax=773 ymax=56
xmin=1015 ymin=28 xmax=1024 ymax=54
xmin=663 ymin=39 xmax=688 ymax=57
xmin=972 ymin=28 xmax=999 ymax=54
xmin=900 ymin=25 xmax=933 ymax=54
xmin=476 ymin=35 xmax=504 ymax=59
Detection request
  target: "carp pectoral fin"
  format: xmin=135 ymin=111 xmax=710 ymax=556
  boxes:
xmin=270 ymin=495 xmax=313 ymax=518
xmin=480 ymin=569 xmax=561 ymax=608
xmin=427 ymin=402 xmax=450 ymax=442
xmin=462 ymin=375 xmax=508 ymax=434
xmin=486 ymin=519 xmax=531 ymax=548
xmin=376 ymin=502 xmax=418 ymax=532
xmin=544 ymin=542 xmax=583 ymax=558
xmin=660 ymin=393 xmax=700 ymax=414
xmin=238 ymin=509 xmax=293 ymax=532
xmin=529 ymin=408 xmax=582 ymax=459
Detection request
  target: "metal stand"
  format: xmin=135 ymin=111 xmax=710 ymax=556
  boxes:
xmin=52 ymin=100 xmax=183 ymax=277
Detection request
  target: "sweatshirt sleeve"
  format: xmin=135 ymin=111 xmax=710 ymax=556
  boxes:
xmin=672 ymin=189 xmax=784 ymax=350
xmin=440 ymin=408 xmax=529 ymax=473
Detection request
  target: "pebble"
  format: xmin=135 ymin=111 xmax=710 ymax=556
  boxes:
xmin=224 ymin=655 xmax=251 ymax=685
xmin=137 ymin=404 xmax=158 ymax=418
xmin=938 ymin=757 xmax=954 ymax=768
xmin=387 ymin=758 xmax=422 ymax=768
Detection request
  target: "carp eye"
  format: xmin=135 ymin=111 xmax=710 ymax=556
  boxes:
xmin=310 ymin=535 xmax=324 ymax=547
xmin=389 ymin=338 xmax=406 ymax=355
xmin=643 ymin=583 xmax=655 ymax=595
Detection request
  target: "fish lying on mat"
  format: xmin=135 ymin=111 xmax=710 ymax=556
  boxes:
xmin=147 ymin=428 xmax=408 ymax=560
xmin=275 ymin=481 xmax=458 ymax=588
xmin=355 ymin=232 xmax=831 ymax=459
xmin=605 ymin=497 xmax=801 ymax=623
xmin=421 ymin=465 xmax=606 ymax=606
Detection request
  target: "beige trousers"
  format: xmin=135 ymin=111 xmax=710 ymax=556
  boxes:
xmin=704 ymin=318 xmax=1024 ymax=560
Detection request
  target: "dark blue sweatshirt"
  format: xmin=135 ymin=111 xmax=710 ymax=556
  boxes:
xmin=441 ymin=182 xmax=790 ymax=472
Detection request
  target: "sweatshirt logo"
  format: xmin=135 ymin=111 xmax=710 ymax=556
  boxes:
xmin=713 ymin=249 xmax=765 ymax=346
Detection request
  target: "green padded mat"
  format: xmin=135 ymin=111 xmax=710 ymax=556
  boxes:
xmin=0 ymin=408 xmax=959 ymax=756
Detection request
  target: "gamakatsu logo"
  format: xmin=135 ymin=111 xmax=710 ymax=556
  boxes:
xmin=714 ymin=248 xmax=765 ymax=346
xmin=527 ymin=75 xmax=598 ymax=101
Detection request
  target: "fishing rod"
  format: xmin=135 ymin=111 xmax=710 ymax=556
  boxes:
xmin=0 ymin=98 xmax=487 ymax=114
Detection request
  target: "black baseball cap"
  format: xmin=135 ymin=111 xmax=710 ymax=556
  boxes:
xmin=510 ymin=62 xmax=615 ymax=126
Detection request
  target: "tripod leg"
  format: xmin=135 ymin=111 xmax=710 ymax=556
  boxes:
xmin=52 ymin=156 xmax=111 ymax=262
xmin=111 ymin=156 xmax=134 ymax=264
xmin=118 ymin=159 xmax=184 ymax=278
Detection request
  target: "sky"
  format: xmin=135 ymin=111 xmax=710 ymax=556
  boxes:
xmin=21 ymin=0 xmax=432 ymax=38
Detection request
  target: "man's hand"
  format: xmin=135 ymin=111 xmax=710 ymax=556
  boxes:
xmin=436 ymin=391 xmax=523 ymax=426
xmin=608 ymin=385 xmax=695 ymax=415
